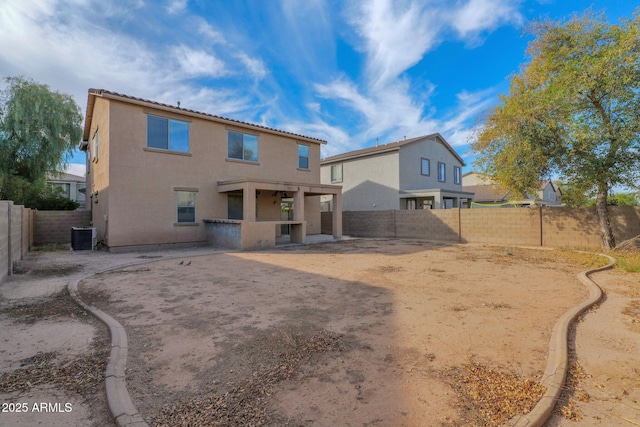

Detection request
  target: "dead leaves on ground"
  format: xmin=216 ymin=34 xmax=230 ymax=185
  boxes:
xmin=442 ymin=361 xmax=546 ymax=426
xmin=151 ymin=330 xmax=345 ymax=427
xmin=0 ymin=288 xmax=88 ymax=324
xmin=0 ymin=349 xmax=108 ymax=395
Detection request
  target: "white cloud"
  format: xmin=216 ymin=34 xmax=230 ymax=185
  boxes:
xmin=309 ymin=0 xmax=523 ymax=155
xmin=236 ymin=53 xmax=267 ymax=80
xmin=314 ymin=75 xmax=439 ymax=148
xmin=439 ymin=88 xmax=497 ymax=148
xmin=158 ymin=86 xmax=251 ymax=116
xmin=281 ymin=120 xmax=352 ymax=158
xmin=171 ymin=45 xmax=227 ymax=78
xmin=451 ymin=0 xmax=523 ymax=38
xmin=349 ymin=0 xmax=443 ymax=88
xmin=306 ymin=102 xmax=321 ymax=113
xmin=0 ymin=0 xmax=260 ymax=129
xmin=197 ymin=19 xmax=225 ymax=44
xmin=166 ymin=0 xmax=187 ymax=15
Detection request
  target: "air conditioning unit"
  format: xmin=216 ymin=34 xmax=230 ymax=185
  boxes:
xmin=71 ymin=227 xmax=96 ymax=250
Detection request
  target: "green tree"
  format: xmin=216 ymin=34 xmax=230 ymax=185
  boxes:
xmin=585 ymin=192 xmax=640 ymax=206
xmin=473 ymin=11 xmax=640 ymax=249
xmin=557 ymin=179 xmax=593 ymax=208
xmin=0 ymin=76 xmax=82 ymax=207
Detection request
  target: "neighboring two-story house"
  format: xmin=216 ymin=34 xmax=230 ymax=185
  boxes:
xmin=47 ymin=172 xmax=86 ymax=208
xmin=80 ymin=89 xmax=342 ymax=251
xmin=462 ymin=171 xmax=562 ymax=207
xmin=320 ymin=134 xmax=473 ymax=211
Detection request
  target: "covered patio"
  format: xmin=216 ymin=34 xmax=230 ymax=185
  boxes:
xmin=204 ymin=178 xmax=342 ymax=250
xmin=399 ymin=188 xmax=474 ymax=210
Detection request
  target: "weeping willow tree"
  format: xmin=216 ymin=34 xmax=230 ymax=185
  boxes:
xmin=0 ymin=76 xmax=82 ymax=207
xmin=473 ymin=11 xmax=640 ymax=249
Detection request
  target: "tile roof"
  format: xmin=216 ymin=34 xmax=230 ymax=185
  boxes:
xmin=83 ymin=89 xmax=327 ymax=144
xmin=47 ymin=172 xmax=85 ymax=182
xmin=463 ymin=184 xmax=509 ymax=202
xmin=321 ymin=133 xmax=465 ymax=165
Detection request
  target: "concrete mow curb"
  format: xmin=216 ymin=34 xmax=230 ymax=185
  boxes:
xmin=513 ymin=254 xmax=615 ymax=427
xmin=68 ymin=260 xmax=153 ymax=427
xmin=66 ymin=246 xmax=615 ymax=427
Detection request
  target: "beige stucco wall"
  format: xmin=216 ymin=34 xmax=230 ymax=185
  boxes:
xmin=86 ymin=97 xmax=111 ymax=245
xmin=321 ymin=151 xmax=400 ymax=211
xmin=461 ymin=172 xmax=491 ymax=186
xmin=91 ymin=98 xmax=323 ymax=249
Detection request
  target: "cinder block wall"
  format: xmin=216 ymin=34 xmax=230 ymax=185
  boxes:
xmin=611 ymin=206 xmax=640 ymax=242
xmin=0 ymin=201 xmax=33 ymax=283
xmin=396 ymin=210 xmax=459 ymax=242
xmin=542 ymin=206 xmax=640 ymax=248
xmin=321 ymin=206 xmax=640 ymax=249
xmin=0 ymin=202 xmax=9 ymax=283
xmin=542 ymin=207 xmax=601 ymax=248
xmin=34 ymin=210 xmax=91 ymax=245
xmin=460 ymin=208 xmax=541 ymax=246
xmin=346 ymin=210 xmax=396 ymax=237
xmin=11 ymin=205 xmax=23 ymax=262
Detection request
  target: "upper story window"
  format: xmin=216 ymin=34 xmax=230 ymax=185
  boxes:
xmin=298 ymin=144 xmax=309 ymax=169
xmin=421 ymin=158 xmax=430 ymax=176
xmin=331 ymin=163 xmax=343 ymax=183
xmin=92 ymin=130 xmax=99 ymax=161
xmin=438 ymin=162 xmax=446 ymax=182
xmin=147 ymin=115 xmax=189 ymax=152
xmin=454 ymin=166 xmax=461 ymax=184
xmin=228 ymin=131 xmax=258 ymax=162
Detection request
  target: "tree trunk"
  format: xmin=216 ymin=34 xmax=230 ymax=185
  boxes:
xmin=595 ymin=185 xmax=616 ymax=249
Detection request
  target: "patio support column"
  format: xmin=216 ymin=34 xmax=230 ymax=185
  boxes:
xmin=293 ymin=188 xmax=305 ymax=221
xmin=332 ymin=192 xmax=342 ymax=239
xmin=243 ymin=182 xmax=256 ymax=222
xmin=291 ymin=188 xmax=306 ymax=244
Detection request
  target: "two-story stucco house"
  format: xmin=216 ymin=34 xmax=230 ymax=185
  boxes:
xmin=80 ymin=89 xmax=342 ymax=251
xmin=462 ymin=171 xmax=562 ymax=207
xmin=320 ymin=134 xmax=473 ymax=211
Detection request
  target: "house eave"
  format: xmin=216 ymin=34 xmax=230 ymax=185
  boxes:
xmin=85 ymin=89 xmax=326 ymax=145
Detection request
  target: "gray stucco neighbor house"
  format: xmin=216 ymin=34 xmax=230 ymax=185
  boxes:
xmin=320 ymin=134 xmax=473 ymax=211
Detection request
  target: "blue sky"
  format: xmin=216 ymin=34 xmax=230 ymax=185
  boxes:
xmin=1 ymin=0 xmax=637 ymax=177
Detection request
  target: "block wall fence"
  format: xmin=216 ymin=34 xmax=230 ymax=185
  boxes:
xmin=32 ymin=210 xmax=91 ymax=246
xmin=0 ymin=202 xmax=91 ymax=284
xmin=322 ymin=206 xmax=640 ymax=249
xmin=0 ymin=201 xmax=33 ymax=283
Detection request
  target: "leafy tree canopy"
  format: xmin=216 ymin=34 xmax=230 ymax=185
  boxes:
xmin=0 ymin=76 xmax=82 ymax=207
xmin=473 ymin=10 xmax=640 ymax=248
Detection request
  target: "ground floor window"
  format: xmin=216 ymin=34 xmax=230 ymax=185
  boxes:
xmin=176 ymin=191 xmax=196 ymax=222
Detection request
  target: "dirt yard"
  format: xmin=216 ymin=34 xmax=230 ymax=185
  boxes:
xmin=76 ymin=239 xmax=602 ymax=426
xmin=2 ymin=239 xmax=637 ymax=426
